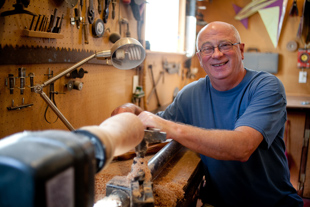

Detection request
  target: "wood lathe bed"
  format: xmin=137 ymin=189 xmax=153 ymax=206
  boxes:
xmin=94 ymin=141 xmax=203 ymax=207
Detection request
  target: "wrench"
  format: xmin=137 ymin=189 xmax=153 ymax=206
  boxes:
xmin=103 ymin=0 xmax=110 ymax=23
xmin=88 ymin=0 xmax=95 ymax=24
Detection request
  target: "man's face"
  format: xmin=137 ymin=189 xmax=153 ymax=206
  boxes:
xmin=196 ymin=24 xmax=245 ymax=88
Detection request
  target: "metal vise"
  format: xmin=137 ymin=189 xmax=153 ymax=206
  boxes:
xmin=103 ymin=128 xmax=166 ymax=207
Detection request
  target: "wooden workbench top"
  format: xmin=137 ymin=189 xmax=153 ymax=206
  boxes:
xmin=286 ymin=94 xmax=310 ymax=109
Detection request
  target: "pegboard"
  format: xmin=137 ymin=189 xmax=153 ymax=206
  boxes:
xmin=0 ymin=0 xmax=144 ymax=138
xmin=0 ymin=0 xmax=138 ymax=52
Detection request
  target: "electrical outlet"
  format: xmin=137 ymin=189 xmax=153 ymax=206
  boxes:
xmin=299 ymin=71 xmax=307 ymax=83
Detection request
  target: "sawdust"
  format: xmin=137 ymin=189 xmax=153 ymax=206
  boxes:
xmin=153 ymin=177 xmax=187 ymax=207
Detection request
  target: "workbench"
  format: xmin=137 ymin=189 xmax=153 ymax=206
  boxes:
xmin=286 ymin=94 xmax=310 ymax=198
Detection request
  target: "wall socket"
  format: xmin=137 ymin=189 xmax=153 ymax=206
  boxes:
xmin=299 ymin=71 xmax=307 ymax=83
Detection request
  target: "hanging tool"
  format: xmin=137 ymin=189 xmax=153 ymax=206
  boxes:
xmin=130 ymin=0 xmax=145 ymax=43
xmin=47 ymin=8 xmax=58 ymax=32
xmin=29 ymin=73 xmax=35 ymax=92
xmin=54 ymin=14 xmax=64 ymax=33
xmin=103 ymin=0 xmax=111 ymax=23
xmin=65 ymin=0 xmax=78 ymax=8
xmin=98 ymin=0 xmax=102 ymax=14
xmin=7 ymin=98 xmax=33 ymax=111
xmin=111 ymin=0 xmax=116 ymax=19
xmin=80 ymin=0 xmax=83 ymax=9
xmin=289 ymin=0 xmax=298 ymax=16
xmin=44 ymin=69 xmax=59 ymax=124
xmin=119 ymin=18 xmax=131 ymax=37
xmin=0 ymin=0 xmax=36 ymax=16
xmin=29 ymin=15 xmax=37 ymax=30
xmin=88 ymin=0 xmax=95 ymax=24
xmin=147 ymin=65 xmax=162 ymax=107
xmin=34 ymin=14 xmax=41 ymax=31
xmin=92 ymin=19 xmax=105 ymax=37
xmin=74 ymin=8 xmax=82 ymax=29
xmin=7 ymin=74 xmax=15 ymax=94
xmin=83 ymin=22 xmax=89 ymax=44
xmin=38 ymin=15 xmax=45 ymax=31
xmin=18 ymin=67 xmax=26 ymax=95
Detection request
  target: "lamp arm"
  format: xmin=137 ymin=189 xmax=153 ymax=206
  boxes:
xmin=42 ymin=53 xmax=97 ymax=87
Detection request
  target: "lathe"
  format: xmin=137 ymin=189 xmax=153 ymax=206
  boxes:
xmin=0 ymin=114 xmax=202 ymax=207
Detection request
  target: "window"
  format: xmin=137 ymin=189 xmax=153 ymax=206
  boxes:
xmin=145 ymin=0 xmax=185 ymax=53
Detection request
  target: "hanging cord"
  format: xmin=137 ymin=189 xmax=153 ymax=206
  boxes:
xmin=44 ymin=70 xmax=59 ymax=124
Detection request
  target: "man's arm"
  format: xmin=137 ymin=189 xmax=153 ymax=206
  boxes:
xmin=138 ymin=111 xmax=263 ymax=162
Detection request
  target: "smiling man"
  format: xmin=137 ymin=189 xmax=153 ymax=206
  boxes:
xmin=112 ymin=21 xmax=303 ymax=206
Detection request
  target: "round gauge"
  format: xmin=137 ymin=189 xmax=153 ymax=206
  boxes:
xmin=300 ymin=53 xmax=310 ymax=63
xmin=286 ymin=40 xmax=298 ymax=52
xmin=92 ymin=19 xmax=105 ymax=37
xmin=66 ymin=80 xmax=74 ymax=91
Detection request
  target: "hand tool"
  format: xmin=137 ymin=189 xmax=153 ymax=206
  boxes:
xmin=47 ymin=8 xmax=57 ymax=32
xmin=18 ymin=67 xmax=26 ymax=95
xmin=8 ymin=74 xmax=15 ymax=94
xmin=98 ymin=0 xmax=102 ymax=14
xmin=29 ymin=14 xmax=37 ymax=30
xmin=103 ymin=0 xmax=111 ymax=23
xmin=92 ymin=18 xmax=105 ymax=37
xmin=83 ymin=22 xmax=89 ymax=44
xmin=52 ymin=16 xmax=60 ymax=33
xmin=80 ymin=0 xmax=83 ymax=9
xmin=34 ymin=14 xmax=41 ymax=31
xmin=88 ymin=0 xmax=95 ymax=24
xmin=74 ymin=8 xmax=81 ymax=29
xmin=111 ymin=0 xmax=116 ymax=19
xmin=29 ymin=72 xmax=34 ymax=92
xmin=55 ymin=14 xmax=64 ymax=33
xmin=147 ymin=65 xmax=162 ymax=107
xmin=38 ymin=15 xmax=45 ymax=31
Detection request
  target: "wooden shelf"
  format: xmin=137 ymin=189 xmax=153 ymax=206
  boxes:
xmin=22 ymin=30 xmax=64 ymax=39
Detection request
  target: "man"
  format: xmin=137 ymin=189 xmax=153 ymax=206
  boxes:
xmin=112 ymin=21 xmax=303 ymax=206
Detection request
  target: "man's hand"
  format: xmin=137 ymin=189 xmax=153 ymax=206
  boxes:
xmin=111 ymin=103 xmax=143 ymax=116
xmin=138 ymin=111 xmax=170 ymax=131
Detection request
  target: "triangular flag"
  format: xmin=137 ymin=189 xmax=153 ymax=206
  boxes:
xmin=258 ymin=6 xmax=280 ymax=47
xmin=232 ymin=4 xmax=248 ymax=29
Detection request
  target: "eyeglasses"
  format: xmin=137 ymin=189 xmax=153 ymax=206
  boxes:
xmin=198 ymin=42 xmax=240 ymax=56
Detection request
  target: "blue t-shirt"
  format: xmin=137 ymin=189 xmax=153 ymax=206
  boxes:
xmin=157 ymin=69 xmax=303 ymax=207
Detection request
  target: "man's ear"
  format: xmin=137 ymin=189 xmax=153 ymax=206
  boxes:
xmin=239 ymin=43 xmax=245 ymax=60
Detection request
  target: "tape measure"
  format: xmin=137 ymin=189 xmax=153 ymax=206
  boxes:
xmin=92 ymin=19 xmax=104 ymax=37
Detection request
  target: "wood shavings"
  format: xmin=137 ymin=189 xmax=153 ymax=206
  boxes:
xmin=153 ymin=177 xmax=187 ymax=207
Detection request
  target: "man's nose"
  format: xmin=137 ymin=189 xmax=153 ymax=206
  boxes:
xmin=212 ymin=47 xmax=223 ymax=57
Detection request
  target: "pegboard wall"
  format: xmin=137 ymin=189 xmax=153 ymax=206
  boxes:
xmin=0 ymin=0 xmax=143 ymax=138
xmin=0 ymin=0 xmax=187 ymax=138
